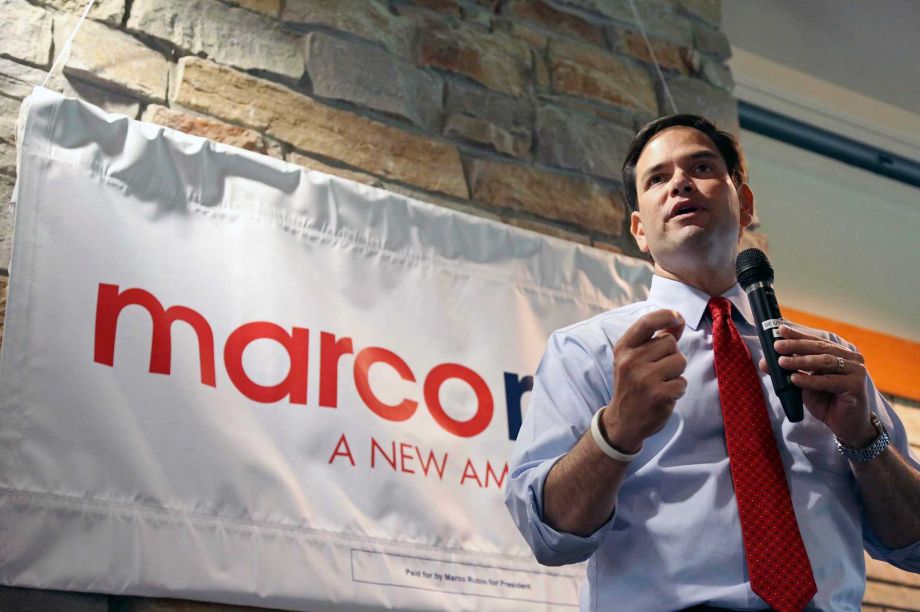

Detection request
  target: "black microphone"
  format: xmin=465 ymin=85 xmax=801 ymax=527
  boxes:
xmin=736 ymin=248 xmax=804 ymax=423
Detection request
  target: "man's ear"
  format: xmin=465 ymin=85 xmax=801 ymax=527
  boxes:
xmin=630 ymin=210 xmax=649 ymax=253
xmin=738 ymin=183 xmax=755 ymax=231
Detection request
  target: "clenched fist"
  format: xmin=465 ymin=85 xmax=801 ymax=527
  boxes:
xmin=601 ymin=309 xmax=688 ymax=453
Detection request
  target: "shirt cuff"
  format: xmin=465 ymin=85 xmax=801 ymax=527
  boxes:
xmin=863 ymin=516 xmax=920 ymax=572
xmin=524 ymin=454 xmax=617 ymax=565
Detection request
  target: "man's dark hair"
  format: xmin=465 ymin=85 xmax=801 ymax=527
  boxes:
xmin=621 ymin=114 xmax=747 ymax=212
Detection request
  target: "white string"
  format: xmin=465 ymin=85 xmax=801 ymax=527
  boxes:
xmin=41 ymin=0 xmax=97 ymax=88
xmin=627 ymin=0 xmax=679 ymax=114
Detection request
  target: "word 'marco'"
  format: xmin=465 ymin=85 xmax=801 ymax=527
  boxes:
xmin=93 ymin=284 xmax=533 ymax=439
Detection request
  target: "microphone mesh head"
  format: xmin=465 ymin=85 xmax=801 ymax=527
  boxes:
xmin=736 ymin=248 xmax=774 ymax=288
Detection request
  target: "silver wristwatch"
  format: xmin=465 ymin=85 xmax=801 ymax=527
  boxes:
xmin=835 ymin=413 xmax=890 ymax=463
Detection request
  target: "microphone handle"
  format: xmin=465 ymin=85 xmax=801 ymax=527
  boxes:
xmin=745 ymin=283 xmax=804 ymax=422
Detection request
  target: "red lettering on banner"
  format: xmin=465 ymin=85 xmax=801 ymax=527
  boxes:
xmin=370 ymin=437 xmax=448 ymax=480
xmin=424 ymin=363 xmax=494 ymax=437
xmin=485 ymin=461 xmax=509 ymax=489
xmin=353 ymin=347 xmax=418 ymax=421
xmin=416 ymin=447 xmax=448 ymax=479
xmin=460 ymin=458 xmax=507 ymax=488
xmin=94 ymin=283 xmax=216 ymax=386
xmin=371 ymin=437 xmax=397 ymax=470
xmin=319 ymin=332 xmax=353 ymax=408
xmin=399 ymin=442 xmax=416 ymax=474
xmin=460 ymin=459 xmax=483 ymax=487
xmin=92 ymin=283 xmax=522 ymax=439
xmin=328 ymin=433 xmax=355 ymax=466
xmin=224 ymin=322 xmax=309 ymax=404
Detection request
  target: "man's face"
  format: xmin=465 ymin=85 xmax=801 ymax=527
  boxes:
xmin=630 ymin=127 xmax=753 ymax=271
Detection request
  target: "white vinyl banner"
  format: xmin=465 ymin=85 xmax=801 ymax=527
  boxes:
xmin=0 ymin=88 xmax=653 ymax=610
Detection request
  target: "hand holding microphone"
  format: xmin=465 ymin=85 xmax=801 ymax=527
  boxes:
xmin=736 ymin=248 xmax=804 ymax=422
xmin=737 ymin=248 xmax=872 ymax=438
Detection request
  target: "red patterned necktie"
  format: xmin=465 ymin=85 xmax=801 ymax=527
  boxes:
xmin=708 ymin=297 xmax=817 ymax=612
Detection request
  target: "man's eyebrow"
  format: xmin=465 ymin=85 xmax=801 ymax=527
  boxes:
xmin=640 ymin=150 xmax=721 ymax=182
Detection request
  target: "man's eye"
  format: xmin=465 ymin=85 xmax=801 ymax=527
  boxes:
xmin=696 ymin=163 xmax=712 ymax=172
xmin=649 ymin=175 xmax=663 ymax=185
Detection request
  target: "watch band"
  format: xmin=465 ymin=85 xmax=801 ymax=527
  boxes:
xmin=591 ymin=407 xmax=642 ymax=462
xmin=835 ymin=413 xmax=890 ymax=463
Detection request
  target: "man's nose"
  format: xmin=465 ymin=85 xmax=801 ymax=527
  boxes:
xmin=669 ymin=172 xmax=693 ymax=196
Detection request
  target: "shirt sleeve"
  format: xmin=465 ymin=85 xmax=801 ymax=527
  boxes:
xmin=860 ymin=372 xmax=920 ymax=571
xmin=503 ymin=327 xmax=618 ymax=566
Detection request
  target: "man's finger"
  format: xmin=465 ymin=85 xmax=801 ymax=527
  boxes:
xmin=777 ymin=324 xmax=818 ymax=341
xmin=779 ymin=354 xmax=860 ymax=375
xmin=620 ymin=309 xmax=685 ymax=348
xmin=790 ymin=371 xmax=855 ymax=394
xmin=774 ymin=337 xmax=861 ymax=362
xmin=635 ymin=333 xmax=680 ymax=363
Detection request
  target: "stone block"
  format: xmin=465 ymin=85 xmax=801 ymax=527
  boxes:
xmin=863 ymin=579 xmax=920 ymax=610
xmin=552 ymin=0 xmax=633 ymax=22
xmin=282 ymin=0 xmax=411 ymax=57
xmin=663 ymin=75 xmax=738 ymax=134
xmin=504 ymin=0 xmax=605 ymax=47
xmin=533 ymin=50 xmax=550 ymax=90
xmin=444 ymin=114 xmax=528 ymax=159
xmin=287 ymin=151 xmax=379 ymax=186
xmin=376 ymin=180 xmax=500 ymax=222
xmin=693 ymin=22 xmax=731 ymax=59
xmin=627 ymin=0 xmax=694 ymax=47
xmin=173 ymin=57 xmax=469 ymax=199
xmin=410 ymin=0 xmax=462 ymax=17
xmin=413 ymin=15 xmax=531 ymax=97
xmin=0 ymin=174 xmax=13 ymax=271
xmin=467 ymin=157 xmax=624 ymax=233
xmin=547 ymin=38 xmax=656 ymax=114
xmin=304 ymin=32 xmax=442 ymax=132
xmin=535 ymin=104 xmax=632 ymax=180
xmin=0 ymin=58 xmax=46 ymax=100
xmin=503 ymin=21 xmax=547 ymax=50
xmin=54 ymin=17 xmax=168 ymax=103
xmin=615 ymin=27 xmax=692 ymax=74
xmin=40 ymin=0 xmax=125 ymax=25
xmin=0 ymin=586 xmax=107 ymax=612
xmin=0 ymin=59 xmax=141 ymax=117
xmin=444 ymin=80 xmax=532 ymax=158
xmin=559 ymin=0 xmax=692 ymax=46
xmin=52 ymin=75 xmax=142 ymax=118
xmin=128 ymin=0 xmax=302 ymax=80
xmin=227 ymin=0 xmax=282 ymax=17
xmin=0 ymin=0 xmax=53 ymax=67
xmin=0 ymin=94 xmax=20 ymax=179
xmin=700 ymin=58 xmax=734 ymax=91
xmin=143 ymin=105 xmax=274 ymax=155
xmin=676 ymin=0 xmax=721 ymax=26
xmin=503 ymin=215 xmax=591 ymax=244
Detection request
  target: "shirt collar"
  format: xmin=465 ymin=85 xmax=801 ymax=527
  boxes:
xmin=647 ymin=275 xmax=755 ymax=331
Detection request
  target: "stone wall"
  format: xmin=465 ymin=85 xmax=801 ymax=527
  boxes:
xmin=0 ymin=0 xmax=916 ymax=610
xmin=0 ymin=0 xmax=757 ymax=274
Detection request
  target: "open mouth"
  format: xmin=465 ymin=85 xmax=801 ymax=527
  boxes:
xmin=671 ymin=204 xmax=701 ymax=219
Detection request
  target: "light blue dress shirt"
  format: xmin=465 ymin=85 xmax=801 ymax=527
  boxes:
xmin=505 ymin=276 xmax=920 ymax=611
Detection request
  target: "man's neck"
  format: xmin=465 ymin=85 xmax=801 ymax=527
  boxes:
xmin=653 ymin=262 xmax=737 ymax=297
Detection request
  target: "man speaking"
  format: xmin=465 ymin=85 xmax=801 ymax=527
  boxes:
xmin=504 ymin=114 xmax=920 ymax=611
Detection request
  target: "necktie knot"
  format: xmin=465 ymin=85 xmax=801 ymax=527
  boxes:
xmin=708 ymin=297 xmax=732 ymax=321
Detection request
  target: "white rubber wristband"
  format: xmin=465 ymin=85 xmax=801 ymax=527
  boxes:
xmin=590 ymin=407 xmax=641 ymax=462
